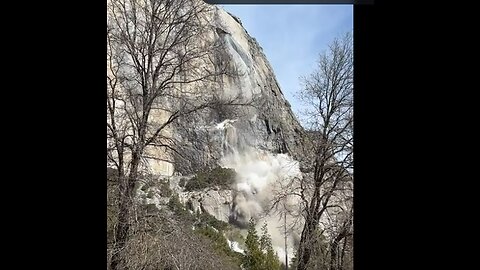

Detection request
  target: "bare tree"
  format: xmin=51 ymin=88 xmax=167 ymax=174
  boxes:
xmin=106 ymin=199 xmax=241 ymax=270
xmin=293 ymin=32 xmax=354 ymax=270
xmin=324 ymin=200 xmax=353 ymax=270
xmin=107 ymin=0 xmax=245 ymax=269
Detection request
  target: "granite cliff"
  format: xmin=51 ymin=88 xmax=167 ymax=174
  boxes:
xmin=107 ymin=2 xmax=311 ymax=265
xmin=142 ymin=6 xmax=308 ymax=176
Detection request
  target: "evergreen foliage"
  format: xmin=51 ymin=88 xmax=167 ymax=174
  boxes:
xmin=185 ymin=167 xmax=236 ymax=191
xmin=260 ymin=222 xmax=281 ymax=270
xmin=243 ymin=219 xmax=282 ymax=270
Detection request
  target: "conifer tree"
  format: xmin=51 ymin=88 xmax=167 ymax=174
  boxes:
xmin=260 ymin=222 xmax=281 ymax=270
xmin=244 ymin=218 xmax=265 ymax=270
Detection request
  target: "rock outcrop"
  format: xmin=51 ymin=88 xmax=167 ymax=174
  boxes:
xmin=163 ymin=6 xmax=308 ymax=175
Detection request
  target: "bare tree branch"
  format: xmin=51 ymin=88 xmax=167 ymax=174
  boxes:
xmin=293 ymin=32 xmax=353 ymax=270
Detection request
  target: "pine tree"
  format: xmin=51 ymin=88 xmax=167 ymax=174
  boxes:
xmin=244 ymin=219 xmax=282 ymax=270
xmin=243 ymin=218 xmax=265 ymax=270
xmin=260 ymin=222 xmax=281 ymax=270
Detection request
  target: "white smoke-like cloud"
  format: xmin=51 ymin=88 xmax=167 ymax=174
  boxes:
xmin=215 ymin=119 xmax=303 ymax=265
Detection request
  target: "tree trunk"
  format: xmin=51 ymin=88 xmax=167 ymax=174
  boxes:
xmin=296 ymin=233 xmax=310 ymax=270
xmin=296 ymin=216 xmax=316 ymax=270
xmin=330 ymin=229 xmax=349 ymax=270
xmin=339 ymin=237 xmax=348 ymax=270
xmin=329 ymin=237 xmax=339 ymax=270
xmin=110 ymin=151 xmax=141 ymax=270
xmin=110 ymin=190 xmax=130 ymax=270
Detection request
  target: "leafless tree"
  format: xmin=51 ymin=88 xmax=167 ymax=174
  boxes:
xmin=107 ymin=0 xmax=246 ymax=269
xmin=323 ymin=199 xmax=353 ymax=270
xmin=107 ymin=201 xmax=241 ymax=270
xmin=292 ymin=32 xmax=354 ymax=270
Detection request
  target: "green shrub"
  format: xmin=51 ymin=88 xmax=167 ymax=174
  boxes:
xmin=199 ymin=211 xmax=229 ymax=231
xmin=196 ymin=225 xmax=239 ymax=258
xmin=185 ymin=167 xmax=236 ymax=191
xmin=168 ymin=194 xmax=197 ymax=223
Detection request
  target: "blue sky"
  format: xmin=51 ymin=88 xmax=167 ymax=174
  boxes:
xmin=220 ymin=4 xmax=353 ymax=118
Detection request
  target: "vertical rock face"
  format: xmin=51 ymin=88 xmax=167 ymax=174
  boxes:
xmin=167 ymin=6 xmax=308 ymax=175
xmin=164 ymin=8 xmax=311 ymax=259
xmin=108 ymin=3 xmax=313 ymax=263
xmin=107 ymin=0 xmax=308 ymax=177
xmin=111 ymin=3 xmax=308 ymax=176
